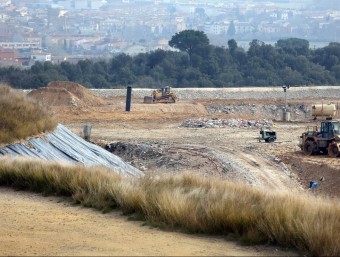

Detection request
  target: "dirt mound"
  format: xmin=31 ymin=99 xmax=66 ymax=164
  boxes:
xmin=28 ymin=81 xmax=105 ymax=107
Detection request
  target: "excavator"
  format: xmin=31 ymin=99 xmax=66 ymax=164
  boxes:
xmin=299 ymin=103 xmax=340 ymax=157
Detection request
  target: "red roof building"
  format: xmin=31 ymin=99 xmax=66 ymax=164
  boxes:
xmin=0 ymin=47 xmax=20 ymax=64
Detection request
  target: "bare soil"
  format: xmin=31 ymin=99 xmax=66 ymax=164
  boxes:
xmin=61 ymin=97 xmax=340 ymax=198
xmin=2 ymin=84 xmax=339 ymax=256
xmin=0 ymin=187 xmax=296 ymax=256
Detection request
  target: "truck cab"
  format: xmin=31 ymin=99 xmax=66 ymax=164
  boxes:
xmin=320 ymin=120 xmax=339 ymax=139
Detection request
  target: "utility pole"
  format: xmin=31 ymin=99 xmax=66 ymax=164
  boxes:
xmin=125 ymin=86 xmax=132 ymax=112
xmin=282 ymin=85 xmax=290 ymax=121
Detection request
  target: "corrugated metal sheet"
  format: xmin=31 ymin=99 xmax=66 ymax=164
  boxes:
xmin=0 ymin=124 xmax=143 ymax=177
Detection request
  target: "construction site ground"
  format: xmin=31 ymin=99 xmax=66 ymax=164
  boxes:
xmin=2 ymin=84 xmax=339 ymax=256
xmin=0 ymin=187 xmax=297 ymax=256
xmin=57 ymin=96 xmax=340 ymax=199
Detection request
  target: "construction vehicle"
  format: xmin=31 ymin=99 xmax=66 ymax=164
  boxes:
xmin=259 ymin=128 xmax=277 ymax=143
xmin=299 ymin=103 xmax=340 ymax=157
xmin=144 ymin=86 xmax=177 ymax=104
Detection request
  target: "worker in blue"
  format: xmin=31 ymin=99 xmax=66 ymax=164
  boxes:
xmin=309 ymin=181 xmax=319 ymax=189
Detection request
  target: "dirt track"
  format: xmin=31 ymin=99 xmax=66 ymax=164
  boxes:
xmin=0 ymin=187 xmax=296 ymax=256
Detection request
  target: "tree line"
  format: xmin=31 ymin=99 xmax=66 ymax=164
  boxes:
xmin=1 ymin=30 xmax=340 ymax=89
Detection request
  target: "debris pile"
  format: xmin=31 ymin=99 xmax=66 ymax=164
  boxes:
xmin=106 ymin=142 xmax=163 ymax=161
xmin=206 ymin=104 xmax=310 ymax=121
xmin=180 ymin=118 xmax=273 ymax=129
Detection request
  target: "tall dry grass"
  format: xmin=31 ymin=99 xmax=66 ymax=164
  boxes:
xmin=0 ymin=84 xmax=57 ymax=144
xmin=0 ymin=156 xmax=339 ymax=256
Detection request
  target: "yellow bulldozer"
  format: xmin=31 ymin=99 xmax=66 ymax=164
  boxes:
xmin=299 ymin=103 xmax=340 ymax=157
xmin=144 ymin=86 xmax=178 ymax=104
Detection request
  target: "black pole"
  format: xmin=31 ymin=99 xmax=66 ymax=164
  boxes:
xmin=125 ymin=86 xmax=132 ymax=112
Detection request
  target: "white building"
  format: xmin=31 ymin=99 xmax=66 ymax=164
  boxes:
xmin=204 ymin=23 xmax=228 ymax=35
xmin=31 ymin=52 xmax=52 ymax=62
xmin=234 ymin=22 xmax=255 ymax=34
xmin=0 ymin=41 xmax=41 ymax=49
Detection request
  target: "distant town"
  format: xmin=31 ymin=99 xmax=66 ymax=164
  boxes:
xmin=0 ymin=0 xmax=339 ymax=66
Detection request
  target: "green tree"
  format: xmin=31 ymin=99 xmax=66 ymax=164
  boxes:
xmin=228 ymin=39 xmax=238 ymax=54
xmin=148 ymin=49 xmax=167 ymax=69
xmin=110 ymin=54 xmax=132 ymax=73
xmin=169 ymin=30 xmax=209 ymax=62
xmin=312 ymin=42 xmax=340 ymax=70
xmin=276 ymin=38 xmax=310 ymax=56
xmin=60 ymin=61 xmax=82 ymax=81
xmin=93 ymin=61 xmax=109 ymax=76
xmin=248 ymin=39 xmax=268 ymax=58
xmin=214 ymin=46 xmax=232 ymax=72
xmin=131 ymin=53 xmax=148 ymax=76
xmin=77 ymin=59 xmax=93 ymax=75
xmin=160 ymin=59 xmax=177 ymax=78
xmin=90 ymin=74 xmax=110 ymax=88
xmin=331 ymin=65 xmax=340 ymax=80
xmin=115 ymin=67 xmax=136 ymax=86
xmin=31 ymin=61 xmax=44 ymax=74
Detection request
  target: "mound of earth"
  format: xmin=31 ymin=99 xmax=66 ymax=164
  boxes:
xmin=27 ymin=81 xmax=105 ymax=107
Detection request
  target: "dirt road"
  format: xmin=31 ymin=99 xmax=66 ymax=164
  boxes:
xmin=0 ymin=187 xmax=296 ymax=256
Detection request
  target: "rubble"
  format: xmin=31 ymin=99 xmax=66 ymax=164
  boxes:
xmin=104 ymin=142 xmax=257 ymax=180
xmin=206 ymin=104 xmax=310 ymax=121
xmin=180 ymin=118 xmax=274 ymax=129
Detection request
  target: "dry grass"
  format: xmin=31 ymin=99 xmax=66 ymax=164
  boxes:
xmin=0 ymin=84 xmax=57 ymax=144
xmin=0 ymin=156 xmax=339 ymax=256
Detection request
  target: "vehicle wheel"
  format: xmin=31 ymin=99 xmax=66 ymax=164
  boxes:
xmin=303 ymin=141 xmax=314 ymax=156
xmin=268 ymin=137 xmax=274 ymax=143
xmin=328 ymin=143 xmax=339 ymax=158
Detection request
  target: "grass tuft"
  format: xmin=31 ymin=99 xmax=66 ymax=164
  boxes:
xmin=0 ymin=156 xmax=339 ymax=256
xmin=0 ymin=84 xmax=57 ymax=144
